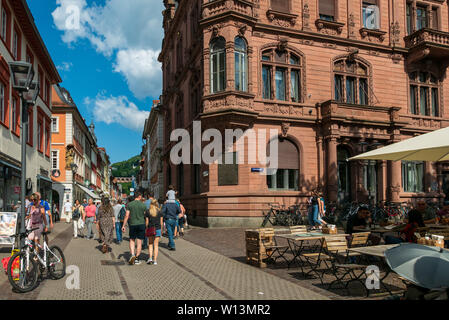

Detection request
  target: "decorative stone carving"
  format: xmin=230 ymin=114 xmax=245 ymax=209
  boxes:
xmin=266 ymin=10 xmax=298 ymax=28
xmin=391 ymin=21 xmax=400 ymax=44
xmin=360 ymin=28 xmax=387 ymax=43
xmin=348 ymin=13 xmax=356 ymax=39
xmin=277 ymin=39 xmax=288 ymax=52
xmin=281 ymin=122 xmax=290 ymax=138
xmin=315 ymin=19 xmax=345 ymax=35
xmin=302 ymin=3 xmax=310 ymax=31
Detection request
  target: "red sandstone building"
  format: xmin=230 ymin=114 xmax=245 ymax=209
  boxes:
xmin=159 ymin=0 xmax=449 ymax=227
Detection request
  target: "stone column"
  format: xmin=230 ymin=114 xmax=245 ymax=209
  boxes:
xmin=388 ymin=160 xmax=402 ymax=202
xmin=225 ymin=40 xmax=234 ymax=91
xmin=378 ymin=160 xmax=387 ymax=202
xmin=326 ymin=136 xmax=338 ymax=202
xmin=316 ymin=136 xmax=323 ymax=191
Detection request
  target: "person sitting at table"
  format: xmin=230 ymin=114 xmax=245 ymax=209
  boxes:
xmin=415 ymin=200 xmax=436 ymax=224
xmin=384 ymin=209 xmax=425 ymax=244
xmin=346 ymin=205 xmax=381 ymax=246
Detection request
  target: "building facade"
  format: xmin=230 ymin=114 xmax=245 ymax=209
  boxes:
xmin=142 ymin=100 xmax=165 ymax=202
xmin=159 ymin=0 xmax=449 ymax=227
xmin=0 ymin=0 xmax=61 ymax=212
xmin=51 ymin=85 xmax=113 ymax=218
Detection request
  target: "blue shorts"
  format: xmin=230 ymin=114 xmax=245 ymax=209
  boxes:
xmin=155 ymin=229 xmax=161 ymax=237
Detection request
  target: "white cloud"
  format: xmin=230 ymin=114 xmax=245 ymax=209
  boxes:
xmin=57 ymin=62 xmax=73 ymax=72
xmin=86 ymin=95 xmax=150 ymax=132
xmin=114 ymin=49 xmax=161 ymax=99
xmin=52 ymin=0 xmax=164 ymax=99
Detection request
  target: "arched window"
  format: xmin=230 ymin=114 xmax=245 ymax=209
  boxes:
xmin=266 ymin=138 xmax=299 ymax=190
xmin=261 ymin=48 xmax=303 ymax=102
xmin=210 ymin=37 xmax=226 ymax=93
xmin=409 ymin=71 xmax=439 ymax=117
xmin=234 ymin=37 xmax=247 ymax=92
xmin=334 ymin=58 xmax=369 ymax=105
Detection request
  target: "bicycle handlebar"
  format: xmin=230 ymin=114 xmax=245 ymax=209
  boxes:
xmin=12 ymin=227 xmax=40 ymax=238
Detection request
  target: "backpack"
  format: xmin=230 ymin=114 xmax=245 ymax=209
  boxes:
xmin=119 ymin=207 xmax=126 ymax=221
xmin=72 ymin=207 xmax=80 ymax=220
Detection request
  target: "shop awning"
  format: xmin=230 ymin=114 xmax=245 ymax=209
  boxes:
xmin=37 ymin=175 xmax=52 ymax=183
xmin=0 ymin=159 xmax=21 ymax=172
xmin=76 ymin=184 xmax=101 ymax=200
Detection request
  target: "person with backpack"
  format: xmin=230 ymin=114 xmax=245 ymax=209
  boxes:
xmin=113 ymin=199 xmax=125 ymax=244
xmin=72 ymin=200 xmax=84 ymax=238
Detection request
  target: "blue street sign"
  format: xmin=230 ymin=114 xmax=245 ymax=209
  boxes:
xmin=251 ymin=168 xmax=264 ymax=173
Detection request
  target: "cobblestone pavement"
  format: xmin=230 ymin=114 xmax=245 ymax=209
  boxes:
xmin=0 ymin=222 xmax=329 ymax=300
xmin=183 ymin=227 xmax=407 ymax=300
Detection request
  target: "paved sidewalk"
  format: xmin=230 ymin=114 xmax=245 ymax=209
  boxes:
xmin=1 ymin=223 xmax=329 ymax=300
xmin=37 ymin=234 xmax=328 ymax=300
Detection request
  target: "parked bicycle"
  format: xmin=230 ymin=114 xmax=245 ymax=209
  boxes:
xmin=7 ymin=227 xmax=66 ymax=293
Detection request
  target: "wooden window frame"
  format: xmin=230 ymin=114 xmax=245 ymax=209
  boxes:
xmin=261 ymin=48 xmax=303 ymax=103
xmin=0 ymin=79 xmax=8 ymax=128
xmin=27 ymin=106 xmax=33 ymax=146
xmin=45 ymin=118 xmax=50 ymax=157
xmin=409 ymin=71 xmax=439 ymax=117
xmin=11 ymin=91 xmax=20 ymax=137
xmin=333 ymin=58 xmax=370 ymax=105
xmin=38 ymin=67 xmax=44 ymax=100
xmin=0 ymin=1 xmax=11 ymax=52
xmin=12 ymin=22 xmax=21 ymax=60
xmin=51 ymin=150 xmax=59 ymax=170
xmin=37 ymin=109 xmax=44 ymax=153
xmin=318 ymin=0 xmax=338 ymax=21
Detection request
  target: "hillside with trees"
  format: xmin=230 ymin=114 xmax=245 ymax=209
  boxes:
xmin=111 ymin=155 xmax=140 ymax=178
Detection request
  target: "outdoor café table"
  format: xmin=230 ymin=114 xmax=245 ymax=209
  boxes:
xmin=348 ymin=244 xmax=400 ymax=296
xmin=353 ymin=225 xmax=404 ymax=237
xmin=276 ymin=232 xmax=349 ymax=272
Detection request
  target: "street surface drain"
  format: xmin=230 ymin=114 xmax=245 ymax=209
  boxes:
xmin=100 ymin=260 xmax=125 ymax=266
xmin=106 ymin=291 xmax=123 ymax=296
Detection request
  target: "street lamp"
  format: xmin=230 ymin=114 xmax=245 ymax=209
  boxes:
xmin=8 ymin=61 xmax=38 ymax=249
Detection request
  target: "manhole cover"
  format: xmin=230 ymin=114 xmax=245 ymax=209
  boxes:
xmin=106 ymin=291 xmax=123 ymax=296
xmin=100 ymin=260 xmax=125 ymax=266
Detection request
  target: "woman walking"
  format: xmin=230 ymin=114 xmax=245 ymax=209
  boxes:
xmin=145 ymin=199 xmax=163 ymax=265
xmin=176 ymin=199 xmax=186 ymax=237
xmin=97 ymin=197 xmax=115 ymax=254
xmin=308 ymin=190 xmax=323 ymax=230
xmin=26 ymin=192 xmax=48 ymax=253
xmin=72 ymin=200 xmax=85 ymax=238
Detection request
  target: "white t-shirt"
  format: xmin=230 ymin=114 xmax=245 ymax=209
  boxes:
xmin=166 ymin=190 xmax=176 ymax=201
xmin=64 ymin=202 xmax=72 ymax=212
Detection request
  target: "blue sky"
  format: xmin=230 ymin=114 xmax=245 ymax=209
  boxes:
xmin=27 ymin=0 xmax=164 ymax=164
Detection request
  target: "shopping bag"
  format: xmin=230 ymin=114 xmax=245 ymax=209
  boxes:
xmin=78 ymin=219 xmax=84 ymax=229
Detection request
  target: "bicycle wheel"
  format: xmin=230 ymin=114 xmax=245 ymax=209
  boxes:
xmin=47 ymin=246 xmax=66 ymax=280
xmin=7 ymin=251 xmax=39 ymax=293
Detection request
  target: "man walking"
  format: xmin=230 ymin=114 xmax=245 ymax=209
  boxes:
xmin=63 ymin=199 xmax=73 ymax=224
xmin=161 ymin=199 xmax=181 ymax=251
xmin=113 ymin=199 xmax=125 ymax=244
xmin=84 ymin=198 xmax=97 ymax=240
xmin=122 ymin=192 xmax=147 ymax=265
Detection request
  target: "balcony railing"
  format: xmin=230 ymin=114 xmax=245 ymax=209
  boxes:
xmin=404 ymin=28 xmax=449 ymax=49
xmin=202 ymin=0 xmax=255 ymax=20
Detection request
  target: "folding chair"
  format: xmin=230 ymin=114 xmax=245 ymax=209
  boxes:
xmin=289 ymin=225 xmax=307 ymax=234
xmin=347 ymin=232 xmax=370 ymax=264
xmin=302 ymin=237 xmax=333 ymax=284
xmin=325 ymin=235 xmax=368 ymax=294
xmin=262 ymin=229 xmax=290 ymax=266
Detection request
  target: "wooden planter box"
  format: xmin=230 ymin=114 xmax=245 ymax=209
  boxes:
xmin=245 ymin=228 xmax=274 ymax=268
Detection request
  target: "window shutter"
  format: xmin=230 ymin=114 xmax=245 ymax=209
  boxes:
xmin=432 ymin=8 xmax=438 ymax=29
xmin=363 ymin=0 xmax=378 ymax=5
xmin=319 ymin=0 xmax=335 ymax=17
xmin=271 ymin=0 xmax=289 ymax=12
xmin=275 ymin=139 xmax=299 ymax=170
